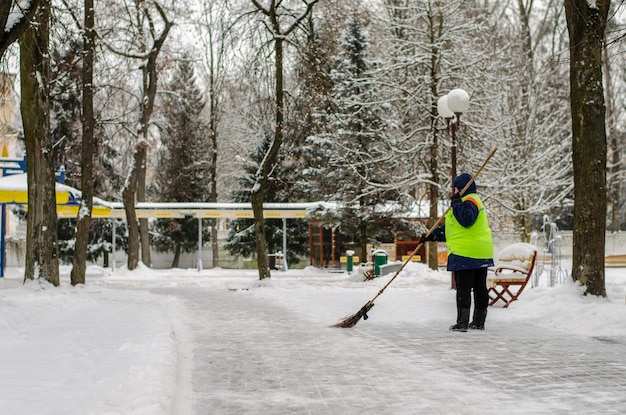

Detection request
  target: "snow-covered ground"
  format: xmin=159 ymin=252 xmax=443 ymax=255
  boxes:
xmin=0 ymin=261 xmax=625 ymax=414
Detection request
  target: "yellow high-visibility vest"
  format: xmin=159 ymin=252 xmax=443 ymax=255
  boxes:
xmin=445 ymin=193 xmax=494 ymax=259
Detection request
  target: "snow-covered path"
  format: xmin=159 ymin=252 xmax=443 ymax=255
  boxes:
xmin=161 ymin=285 xmax=626 ymax=415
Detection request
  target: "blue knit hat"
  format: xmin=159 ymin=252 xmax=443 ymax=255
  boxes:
xmin=454 ymin=173 xmax=477 ymax=195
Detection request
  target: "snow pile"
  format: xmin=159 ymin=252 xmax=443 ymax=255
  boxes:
xmin=0 ymin=277 xmax=184 ymax=414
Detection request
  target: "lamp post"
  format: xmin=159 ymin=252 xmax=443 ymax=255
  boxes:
xmin=437 ymin=88 xmax=470 ymax=193
xmin=437 ymin=89 xmax=470 ymax=289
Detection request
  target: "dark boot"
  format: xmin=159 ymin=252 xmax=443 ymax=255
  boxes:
xmin=449 ymin=308 xmax=470 ymax=332
xmin=469 ymin=309 xmax=487 ymax=330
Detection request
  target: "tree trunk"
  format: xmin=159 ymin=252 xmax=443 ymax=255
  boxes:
xmin=137 ymin=66 xmax=152 ymax=268
xmin=209 ymin=66 xmax=219 ymax=267
xmin=70 ymin=0 xmax=96 ymax=286
xmin=251 ymin=189 xmax=270 ymax=279
xmin=564 ymin=0 xmax=609 ymax=297
xmin=130 ymin=2 xmax=172 ymax=268
xmin=427 ymin=129 xmax=439 ymax=272
xmin=123 ymin=142 xmax=149 ymax=270
xmin=171 ymin=243 xmax=181 ymax=268
xmin=250 ymin=34 xmax=287 ymax=280
xmin=20 ymin=1 xmax=60 ymax=286
xmin=428 ymin=103 xmax=440 ymax=270
xmin=138 ymin=177 xmax=151 ymax=267
xmin=427 ymin=6 xmax=442 ymax=271
xmin=359 ymin=220 xmax=368 ymax=264
xmin=250 ymin=0 xmax=318 ymax=280
xmin=211 ymin=219 xmax=219 ymax=268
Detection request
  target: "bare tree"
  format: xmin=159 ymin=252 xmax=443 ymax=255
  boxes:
xmin=122 ymin=140 xmax=149 ymax=269
xmin=70 ymin=0 xmax=96 ymax=285
xmin=564 ymin=0 xmax=609 ymax=296
xmin=196 ymin=0 xmax=232 ymax=267
xmin=19 ymin=0 xmax=60 ymax=286
xmin=135 ymin=2 xmax=172 ymax=267
xmin=484 ymin=0 xmax=572 ymax=241
xmin=248 ymin=0 xmax=318 ymax=279
xmin=107 ymin=0 xmax=173 ymax=270
xmin=379 ymin=1 xmax=490 ymax=269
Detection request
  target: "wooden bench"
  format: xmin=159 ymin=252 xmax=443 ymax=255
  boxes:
xmin=605 ymin=254 xmax=626 ymax=268
xmin=487 ymin=243 xmax=538 ymax=308
xmin=379 ymin=262 xmax=403 ymax=276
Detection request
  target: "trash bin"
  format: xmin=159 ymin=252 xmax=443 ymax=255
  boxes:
xmin=345 ymin=250 xmax=355 ymax=274
xmin=372 ymin=249 xmax=388 ymax=276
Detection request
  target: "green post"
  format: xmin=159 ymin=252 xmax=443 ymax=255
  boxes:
xmin=346 ymin=250 xmax=355 ymax=274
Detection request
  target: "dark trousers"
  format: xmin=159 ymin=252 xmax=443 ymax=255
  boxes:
xmin=454 ymin=268 xmax=489 ymax=310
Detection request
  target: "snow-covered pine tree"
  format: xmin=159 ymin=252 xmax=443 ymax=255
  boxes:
xmin=284 ymin=11 xmax=334 ymax=202
xmin=321 ymin=7 xmax=413 ymax=260
xmin=152 ymin=56 xmax=212 ymax=268
xmin=289 ymin=3 xmax=351 ymax=204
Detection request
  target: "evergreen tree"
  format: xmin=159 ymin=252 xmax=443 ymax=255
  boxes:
xmin=151 ymin=56 xmax=212 ymax=268
xmin=50 ymin=39 xmax=82 ymax=179
xmin=312 ymin=8 xmax=413 ymax=259
xmin=50 ymin=38 xmax=82 ymax=262
xmin=57 ymin=218 xmax=128 ymax=265
xmin=289 ymin=6 xmax=346 ymax=202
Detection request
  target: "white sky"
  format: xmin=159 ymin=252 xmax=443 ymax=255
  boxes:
xmin=1 ymin=260 xmax=625 ymax=414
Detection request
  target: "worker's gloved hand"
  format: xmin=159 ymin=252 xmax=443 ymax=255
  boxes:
xmin=419 ymin=233 xmax=435 ymax=244
xmin=451 ymin=193 xmax=462 ymax=204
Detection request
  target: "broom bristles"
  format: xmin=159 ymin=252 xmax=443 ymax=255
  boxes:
xmin=332 ymin=312 xmax=362 ymax=328
xmin=332 ymin=303 xmax=374 ymax=328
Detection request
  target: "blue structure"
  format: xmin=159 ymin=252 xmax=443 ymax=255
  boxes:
xmin=0 ymin=156 xmax=27 ymax=278
xmin=0 ymin=155 xmax=64 ymax=277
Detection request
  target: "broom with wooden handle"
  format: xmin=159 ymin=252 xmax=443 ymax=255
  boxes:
xmin=332 ymin=147 xmax=497 ymax=328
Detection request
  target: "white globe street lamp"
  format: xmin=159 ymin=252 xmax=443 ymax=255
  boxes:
xmin=437 ymin=96 xmax=454 ymax=119
xmin=437 ymin=88 xmax=470 ymax=193
xmin=446 ymin=88 xmax=470 ymax=113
